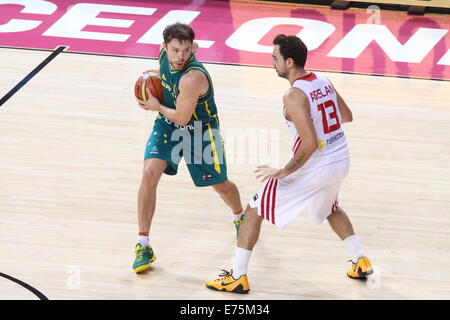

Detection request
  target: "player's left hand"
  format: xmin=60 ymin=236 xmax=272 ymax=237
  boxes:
xmin=136 ymin=88 xmax=161 ymax=112
xmin=254 ymin=165 xmax=287 ymax=182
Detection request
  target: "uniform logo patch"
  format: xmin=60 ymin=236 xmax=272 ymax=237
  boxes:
xmin=150 ymin=146 xmax=158 ymax=154
xmin=253 ymin=194 xmax=259 ymax=201
xmin=201 ymin=174 xmax=213 ymax=181
xmin=318 ymin=139 xmax=325 ymax=150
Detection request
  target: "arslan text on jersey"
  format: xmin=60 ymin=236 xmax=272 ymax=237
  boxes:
xmin=310 ymin=85 xmax=335 ymax=102
xmin=326 ymin=132 xmax=344 ymax=145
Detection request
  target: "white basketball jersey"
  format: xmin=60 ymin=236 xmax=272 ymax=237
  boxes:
xmin=286 ymin=72 xmax=349 ymax=170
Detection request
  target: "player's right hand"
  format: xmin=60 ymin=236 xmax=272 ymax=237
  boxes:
xmin=254 ymin=165 xmax=287 ymax=182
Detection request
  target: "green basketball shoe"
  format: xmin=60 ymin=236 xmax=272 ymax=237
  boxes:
xmin=133 ymin=243 xmax=156 ymax=273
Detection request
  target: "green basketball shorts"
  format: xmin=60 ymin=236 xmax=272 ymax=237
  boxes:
xmin=144 ymin=117 xmax=228 ymax=187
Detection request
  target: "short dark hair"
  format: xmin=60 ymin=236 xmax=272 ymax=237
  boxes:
xmin=163 ymin=23 xmax=195 ymax=44
xmin=273 ymin=34 xmax=308 ymax=68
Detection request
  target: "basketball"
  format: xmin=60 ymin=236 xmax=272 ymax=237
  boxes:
xmin=135 ymin=72 xmax=163 ymax=102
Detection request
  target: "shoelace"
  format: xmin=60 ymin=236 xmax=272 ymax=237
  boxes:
xmin=136 ymin=247 xmax=149 ymax=259
xmin=219 ymin=269 xmax=231 ymax=277
xmin=347 ymin=260 xmax=361 ymax=273
xmin=214 ymin=269 xmax=232 ymax=282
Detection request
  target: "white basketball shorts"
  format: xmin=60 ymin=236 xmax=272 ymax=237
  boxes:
xmin=248 ymin=158 xmax=350 ymax=228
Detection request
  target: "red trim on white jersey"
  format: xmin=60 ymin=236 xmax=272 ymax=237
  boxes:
xmin=270 ymin=180 xmax=278 ymax=224
xmin=260 ymin=179 xmax=272 ymax=220
xmin=292 ymin=136 xmax=302 ymax=154
xmin=260 ymin=178 xmax=278 ymax=224
xmin=331 ymin=200 xmax=339 ymax=213
xmin=295 ymin=72 xmax=317 ymax=82
xmin=265 ymin=179 xmax=275 ymax=222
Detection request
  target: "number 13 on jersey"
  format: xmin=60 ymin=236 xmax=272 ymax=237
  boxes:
xmin=318 ymin=100 xmax=341 ymax=134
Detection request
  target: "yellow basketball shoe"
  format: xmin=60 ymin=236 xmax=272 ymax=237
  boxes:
xmin=347 ymin=257 xmax=373 ymax=279
xmin=205 ymin=269 xmax=250 ymax=294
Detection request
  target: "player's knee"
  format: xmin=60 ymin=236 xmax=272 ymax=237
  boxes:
xmin=212 ymin=180 xmax=231 ymax=194
xmin=141 ymin=167 xmax=160 ymax=188
xmin=244 ymin=205 xmax=258 ymax=217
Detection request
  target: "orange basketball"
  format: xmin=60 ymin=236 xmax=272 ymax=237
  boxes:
xmin=135 ymin=72 xmax=163 ymax=102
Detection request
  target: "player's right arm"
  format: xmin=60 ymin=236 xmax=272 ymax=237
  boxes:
xmin=281 ymin=88 xmax=319 ymax=176
xmin=255 ymin=88 xmax=319 ymax=182
xmin=336 ymin=90 xmax=353 ymax=123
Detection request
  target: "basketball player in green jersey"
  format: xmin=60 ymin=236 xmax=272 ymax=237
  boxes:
xmin=133 ymin=23 xmax=244 ymax=273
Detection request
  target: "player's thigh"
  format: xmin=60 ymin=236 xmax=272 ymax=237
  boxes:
xmin=186 ymin=161 xmax=227 ymax=187
xmin=186 ymin=123 xmax=227 ymax=187
xmin=307 ymin=161 xmax=349 ymax=224
xmin=144 ymin=119 xmax=181 ymax=175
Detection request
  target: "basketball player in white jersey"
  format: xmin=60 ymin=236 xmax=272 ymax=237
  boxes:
xmin=205 ymin=34 xmax=373 ymax=293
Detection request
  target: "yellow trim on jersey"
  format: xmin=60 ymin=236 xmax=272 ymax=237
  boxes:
xmin=205 ymin=101 xmax=218 ymax=121
xmin=193 ymin=111 xmax=199 ymax=120
xmin=205 ymin=101 xmax=212 ymax=117
xmin=206 ymin=123 xmax=221 ymax=174
xmin=204 ymin=101 xmax=219 ymax=128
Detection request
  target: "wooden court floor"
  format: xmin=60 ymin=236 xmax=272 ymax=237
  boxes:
xmin=0 ymin=47 xmax=449 ymax=300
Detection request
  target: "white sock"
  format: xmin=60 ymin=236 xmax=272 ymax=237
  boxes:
xmin=232 ymin=247 xmax=252 ymax=279
xmin=233 ymin=210 xmax=244 ymax=222
xmin=138 ymin=236 xmax=149 ymax=247
xmin=343 ymin=235 xmax=365 ymax=263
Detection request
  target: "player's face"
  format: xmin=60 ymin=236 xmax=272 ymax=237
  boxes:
xmin=164 ymin=39 xmax=192 ymax=71
xmin=272 ymin=45 xmax=288 ymax=79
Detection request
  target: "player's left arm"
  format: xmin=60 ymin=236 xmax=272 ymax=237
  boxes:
xmin=160 ymin=70 xmax=205 ymax=126
xmin=138 ymin=70 xmax=206 ymax=126
xmin=255 ymin=88 xmax=318 ymax=182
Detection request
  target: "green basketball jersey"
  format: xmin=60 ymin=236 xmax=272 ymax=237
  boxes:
xmin=158 ymin=48 xmax=219 ymax=128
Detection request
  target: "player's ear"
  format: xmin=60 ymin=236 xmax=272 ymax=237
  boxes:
xmin=286 ymin=57 xmax=294 ymax=69
xmin=191 ymin=41 xmax=199 ymax=53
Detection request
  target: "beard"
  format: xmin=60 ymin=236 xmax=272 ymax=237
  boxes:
xmin=276 ymin=68 xmax=288 ymax=79
xmin=170 ymin=60 xmax=186 ymax=70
